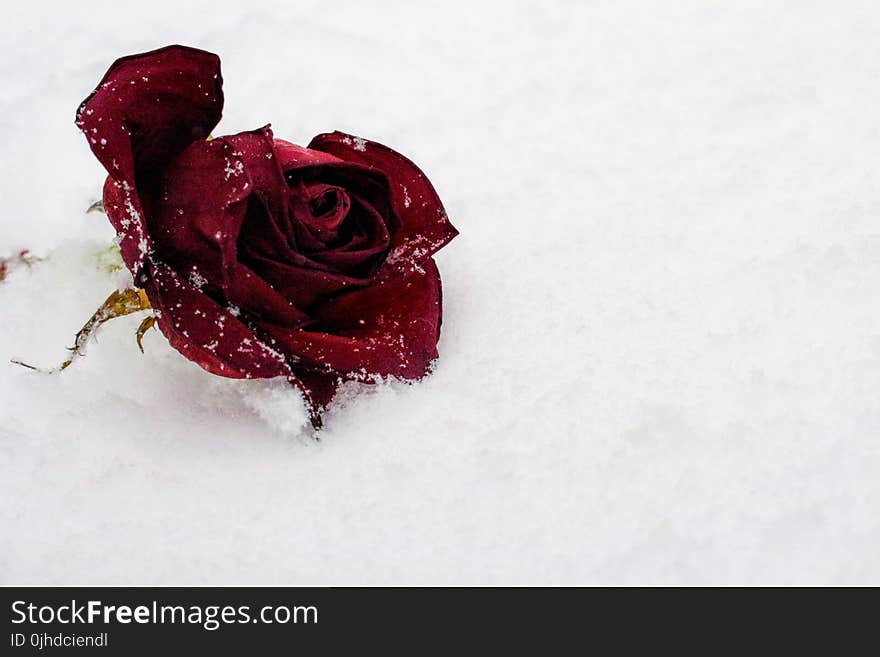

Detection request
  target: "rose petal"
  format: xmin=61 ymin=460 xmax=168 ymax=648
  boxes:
xmin=307 ymin=131 xmax=458 ymax=270
xmin=274 ymin=139 xmax=347 ymax=170
xmin=237 ymin=250 xmax=370 ymax=309
xmin=77 ymin=45 xmax=223 ymax=179
xmin=79 ymin=45 xmax=224 ymax=277
xmin=224 ymin=127 xmax=296 ymax=245
xmin=143 ymin=133 xmax=312 ymax=328
xmin=263 ymin=258 xmax=444 ymax=379
xmin=101 ymin=177 xmax=154 ymax=282
xmin=145 ymin=263 xmax=291 ymax=380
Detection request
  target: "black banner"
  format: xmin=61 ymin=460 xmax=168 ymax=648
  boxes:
xmin=0 ymin=586 xmax=860 ymax=652
xmin=3 ymin=587 xmax=583 ymax=653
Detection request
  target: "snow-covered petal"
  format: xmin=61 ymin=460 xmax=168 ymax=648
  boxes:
xmin=145 ymin=263 xmax=291 ymax=380
xmin=78 ymin=45 xmax=224 ymax=277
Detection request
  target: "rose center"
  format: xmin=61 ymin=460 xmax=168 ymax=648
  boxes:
xmin=309 ymin=189 xmax=341 ymax=218
xmin=291 ymin=182 xmax=348 ymax=237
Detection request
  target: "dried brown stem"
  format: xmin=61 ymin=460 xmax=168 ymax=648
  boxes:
xmin=12 ymin=288 xmax=153 ymax=373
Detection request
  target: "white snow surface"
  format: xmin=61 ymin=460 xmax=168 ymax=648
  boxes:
xmin=2 ymin=0 xmax=880 ymax=585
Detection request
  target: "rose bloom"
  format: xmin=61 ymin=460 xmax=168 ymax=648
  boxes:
xmin=76 ymin=46 xmax=458 ymax=427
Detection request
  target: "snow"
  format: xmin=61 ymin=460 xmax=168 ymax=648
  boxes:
xmin=2 ymin=0 xmax=880 ymax=584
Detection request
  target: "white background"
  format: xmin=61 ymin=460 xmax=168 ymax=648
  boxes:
xmin=2 ymin=0 xmax=879 ymax=584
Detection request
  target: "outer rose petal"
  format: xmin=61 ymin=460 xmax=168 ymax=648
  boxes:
xmin=78 ymin=45 xmax=223 ymax=277
xmin=307 ymin=131 xmax=458 ymax=269
xmin=147 ymin=128 xmax=310 ymax=328
xmin=263 ymin=258 xmax=443 ymax=380
xmin=273 ymin=139 xmax=348 ymax=170
xmin=224 ymin=128 xmax=294 ymax=241
xmin=145 ymin=263 xmax=290 ymax=379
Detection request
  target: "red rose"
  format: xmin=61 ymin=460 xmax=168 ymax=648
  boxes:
xmin=76 ymin=45 xmax=458 ymax=427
